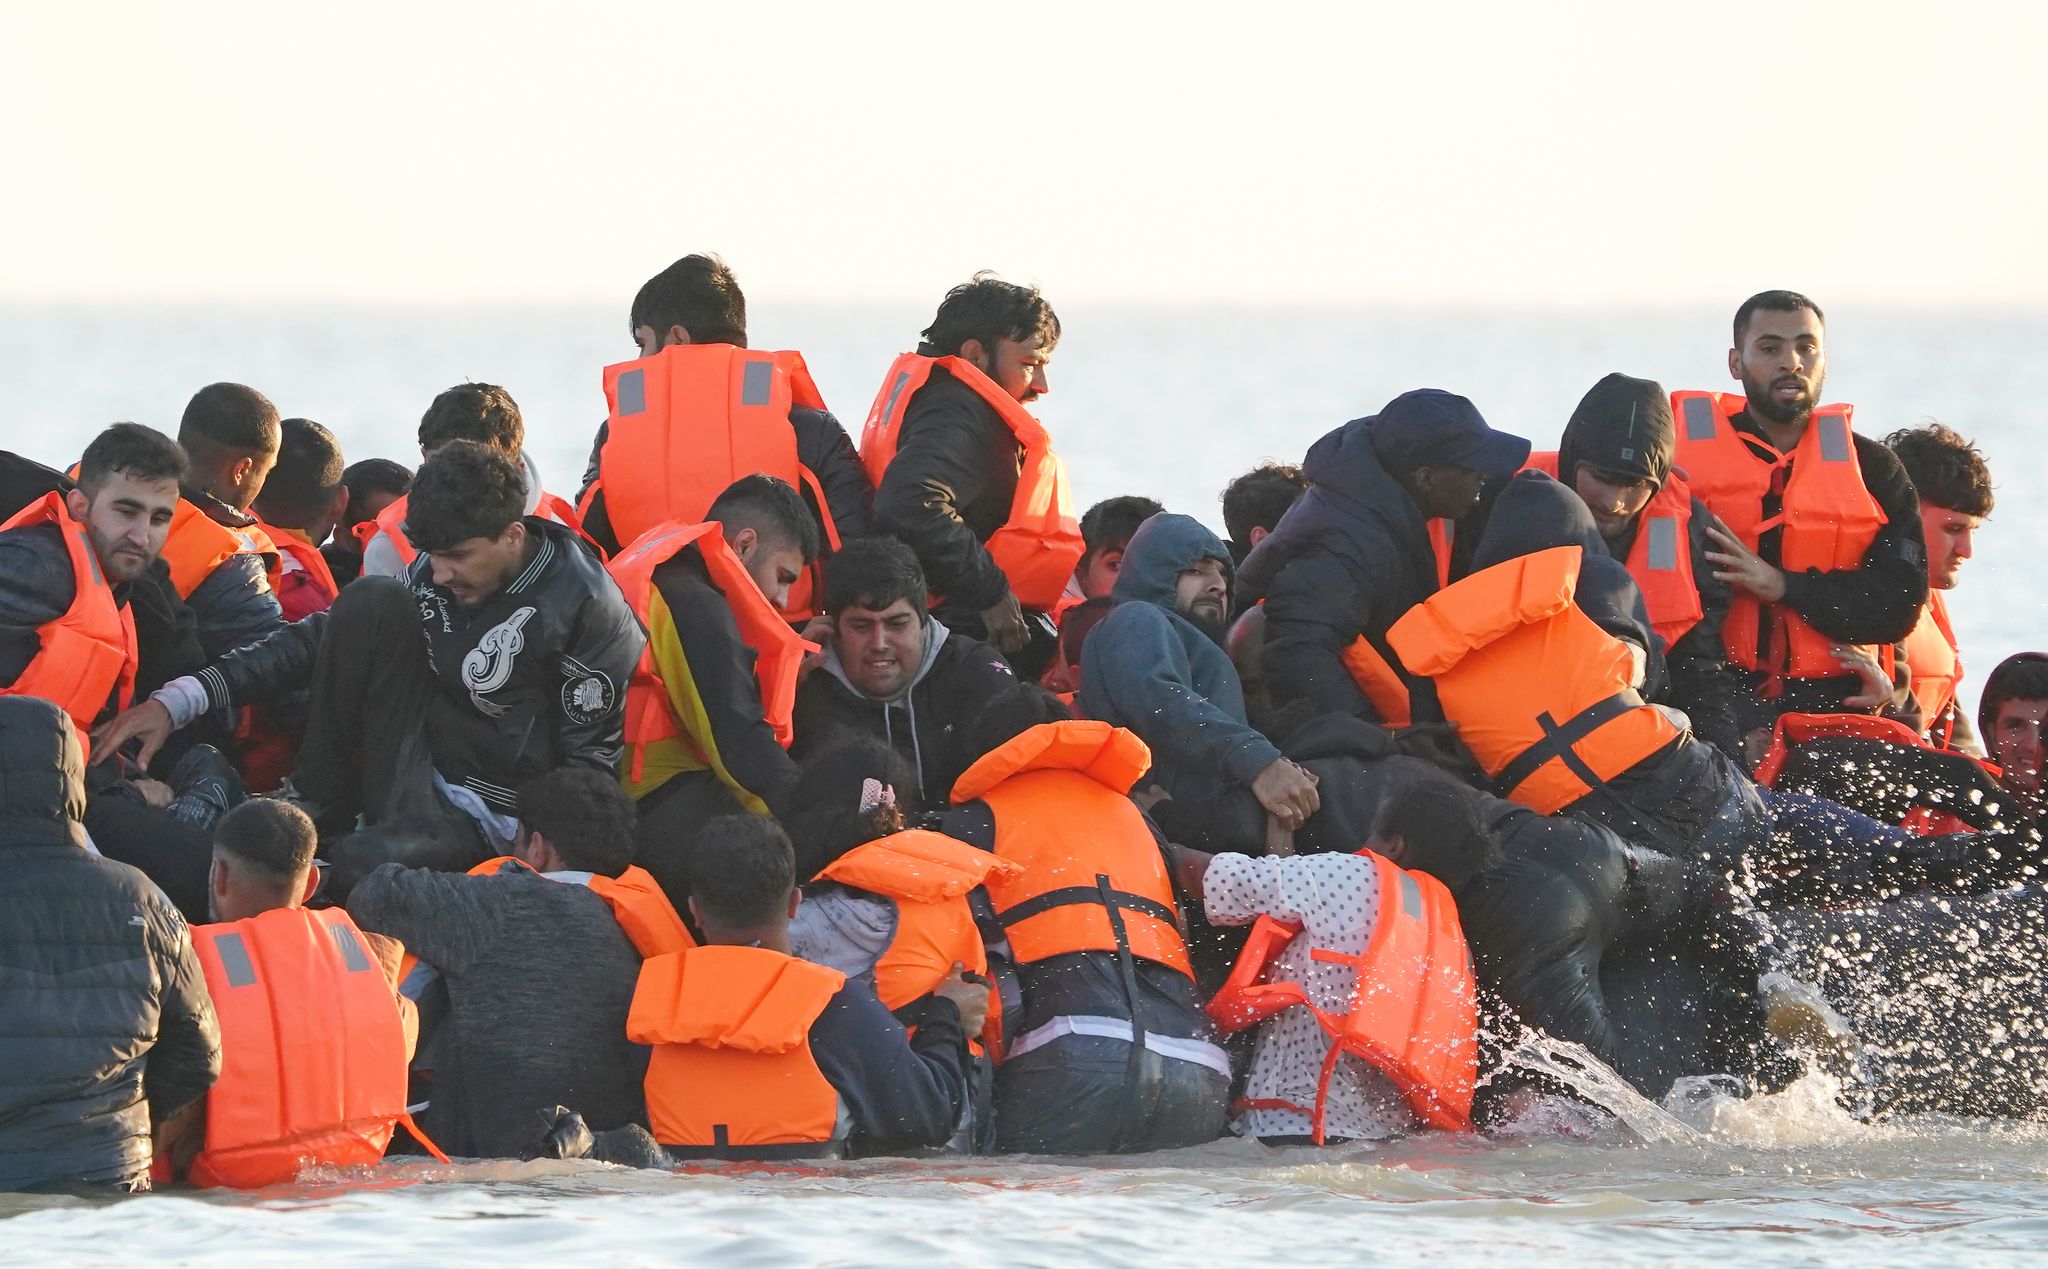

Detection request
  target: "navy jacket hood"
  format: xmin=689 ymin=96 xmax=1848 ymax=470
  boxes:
xmin=1111 ymin=513 xmax=1233 ymax=611
xmin=0 ymin=695 xmax=88 ymax=849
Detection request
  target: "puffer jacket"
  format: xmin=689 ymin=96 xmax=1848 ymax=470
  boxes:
xmin=0 ymin=696 xmax=220 ymax=1191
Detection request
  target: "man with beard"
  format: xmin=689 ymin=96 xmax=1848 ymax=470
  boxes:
xmin=1675 ymin=292 xmax=1926 ymax=736
xmin=1080 ymin=512 xmax=1318 ymax=852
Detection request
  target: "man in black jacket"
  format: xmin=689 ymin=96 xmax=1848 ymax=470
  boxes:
xmin=0 ymin=696 xmax=220 ymax=1191
xmin=97 ymin=443 xmax=646 ymax=874
xmin=1238 ymin=389 xmax=1529 ymax=727
xmin=792 ymin=537 xmax=1031 ymax=803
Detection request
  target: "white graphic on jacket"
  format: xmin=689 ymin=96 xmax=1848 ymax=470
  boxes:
xmin=463 ymin=606 xmax=537 ymax=716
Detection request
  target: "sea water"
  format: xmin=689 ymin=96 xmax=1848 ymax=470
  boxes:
xmin=2 ymin=303 xmax=2045 ymax=1263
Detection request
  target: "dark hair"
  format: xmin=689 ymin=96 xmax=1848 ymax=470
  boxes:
xmin=963 ymin=685 xmax=1073 ymax=774
xmin=825 ymin=536 xmax=928 ymax=615
xmin=707 ymin=474 xmax=821 ymax=564
xmin=253 ymin=418 xmax=346 ymax=527
xmin=1058 ymin=595 xmax=1116 ymax=665
xmin=1221 ymin=463 xmax=1306 ymax=553
xmin=1886 ymin=422 xmax=1994 ymax=518
xmin=518 ymin=767 xmax=637 ymax=877
xmin=782 ymin=738 xmax=922 ymax=879
xmin=1080 ymin=496 xmax=1162 ymax=560
xmin=631 ymin=254 xmax=747 ymax=348
xmin=341 ymin=458 xmax=413 ymax=527
xmin=687 ymin=815 xmax=795 ymax=927
xmin=918 ymin=272 xmax=1060 ymax=358
xmin=214 ymin=798 xmax=317 ymax=881
xmin=1979 ymin=653 xmax=2048 ymax=742
xmin=1372 ymin=765 xmax=1499 ymax=891
xmin=404 ymin=441 xmax=526 ymax=552
xmin=77 ymin=422 xmax=187 ymax=494
xmin=419 ymin=383 xmax=523 ymax=456
xmin=1732 ymin=290 xmax=1825 ymax=346
xmin=178 ymin=383 xmax=281 ymax=462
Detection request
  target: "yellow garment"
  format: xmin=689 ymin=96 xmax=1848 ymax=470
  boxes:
xmin=622 ymin=585 xmax=772 ymax=816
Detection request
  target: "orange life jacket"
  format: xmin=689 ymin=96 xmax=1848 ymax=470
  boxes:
xmin=606 ymin=520 xmax=815 ymax=784
xmin=181 ymin=908 xmax=416 ymax=1188
xmin=1751 ymin=710 xmax=2000 ymax=836
xmin=627 ymin=944 xmax=847 ymax=1158
xmin=161 ymin=499 xmax=281 ymax=600
xmin=1206 ymin=849 xmax=1478 ymax=1137
xmin=0 ymin=492 xmax=138 ymax=750
xmin=1523 ymin=451 xmax=1704 ymax=652
xmin=1902 ymin=591 xmax=1963 ymax=749
xmin=255 ymin=520 xmax=340 ymax=603
xmin=360 ymin=490 xmax=601 ymax=569
xmin=1388 ymin=544 xmax=1684 ymax=814
xmin=950 ymin=719 xmax=1193 ymax=978
xmin=587 ymin=344 xmax=837 ymax=617
xmin=1670 ymin=391 xmax=1888 ymax=683
xmin=860 ymin=353 xmax=1085 ymax=613
xmin=1339 ymin=637 xmax=1413 ymax=728
xmin=812 ymin=828 xmax=1019 ymax=1050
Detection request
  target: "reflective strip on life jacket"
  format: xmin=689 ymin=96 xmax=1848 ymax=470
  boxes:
xmin=0 ymin=492 xmax=138 ymax=750
xmin=1523 ymin=451 xmax=1703 ymax=652
xmin=606 ymin=520 xmax=816 ymax=783
xmin=1902 ymin=591 xmax=1963 ymax=748
xmin=859 ymin=353 xmax=1084 ymax=613
xmin=627 ymin=944 xmax=846 ymax=1157
xmin=185 ymin=907 xmax=412 ymax=1188
xmin=1205 ymin=850 xmax=1478 ymax=1136
xmin=1670 ymin=391 xmax=1886 ymax=682
xmin=1387 ymin=544 xmax=1683 ymax=815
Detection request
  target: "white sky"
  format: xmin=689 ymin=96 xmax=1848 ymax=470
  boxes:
xmin=2 ymin=1 xmax=2042 ymax=306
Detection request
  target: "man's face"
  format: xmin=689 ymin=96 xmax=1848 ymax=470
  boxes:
xmin=429 ymin=523 xmax=526 ymax=607
xmin=1919 ymin=503 xmax=1981 ymax=590
xmin=1078 ymin=544 xmax=1125 ymax=599
xmin=973 ymin=334 xmax=1052 ymax=403
xmin=1992 ymin=698 xmax=2048 ymax=795
xmin=835 ymin=599 xmax=926 ymax=699
xmin=1730 ymin=308 xmax=1826 ymax=428
xmin=1412 ymin=464 xmax=1486 ymax=520
xmin=733 ymin=528 xmax=806 ymax=610
xmin=1174 ymin=558 xmax=1229 ymax=635
xmin=352 ymin=488 xmax=401 ymax=530
xmin=1572 ymin=464 xmax=1658 ymax=542
xmin=69 ymin=472 xmax=179 ymax=584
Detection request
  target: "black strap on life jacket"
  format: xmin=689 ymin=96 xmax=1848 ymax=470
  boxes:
xmin=1488 ymin=690 xmax=1640 ymax=801
xmin=1095 ymin=873 xmax=1150 ymax=1154
xmin=662 ymin=1123 xmax=846 ymax=1162
xmin=995 ymin=885 xmax=1178 ymax=932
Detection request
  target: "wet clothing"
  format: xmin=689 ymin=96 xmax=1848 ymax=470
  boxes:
xmin=792 ymin=618 xmax=1025 ymax=803
xmin=0 ymin=697 xmax=220 ymax=1191
xmin=347 ymin=861 xmax=649 ymax=1159
xmin=175 ymin=487 xmax=284 ymax=662
xmin=1237 ymin=413 xmax=1442 ymax=725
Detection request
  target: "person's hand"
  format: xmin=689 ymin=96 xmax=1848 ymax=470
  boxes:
xmin=130 ymin=777 xmax=173 ymax=809
xmin=979 ymin=592 xmax=1030 ymax=654
xmin=1250 ymin=756 xmax=1320 ymax=829
xmin=92 ymin=698 xmax=174 ymax=768
xmin=1264 ymin=816 xmax=1297 ymax=858
xmin=1832 ymin=645 xmax=1893 ymax=710
xmin=1131 ymin=783 xmax=1171 ymax=812
xmin=797 ymin=615 xmax=833 ymax=682
xmin=933 ymin=963 xmax=992 ymax=1037
xmin=1703 ymin=520 xmax=1788 ymax=603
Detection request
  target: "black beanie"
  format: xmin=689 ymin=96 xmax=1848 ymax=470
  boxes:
xmin=1556 ymin=373 xmax=1674 ymax=492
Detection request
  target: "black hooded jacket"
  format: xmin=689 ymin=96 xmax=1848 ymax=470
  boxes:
xmin=1237 ymin=416 xmax=1441 ymax=724
xmin=870 ymin=366 xmax=1023 ymax=617
xmin=0 ymin=696 xmax=220 ymax=1190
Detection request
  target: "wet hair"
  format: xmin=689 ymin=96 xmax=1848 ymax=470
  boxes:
xmin=917 ymin=272 xmax=1060 ymax=359
xmin=1732 ymin=289 xmax=1825 ymax=347
xmin=341 ymin=458 xmax=412 ymax=527
xmin=1080 ymin=496 xmax=1162 ymax=562
xmin=214 ymin=798 xmax=317 ymax=882
xmin=631 ymin=254 xmax=748 ymax=348
xmin=1980 ymin=654 xmax=2048 ymax=741
xmin=178 ymin=382 xmax=281 ymax=464
xmin=782 ymin=737 xmax=922 ymax=878
xmin=1371 ymin=765 xmax=1499 ymax=891
xmin=418 ymin=383 xmax=523 ymax=457
xmin=404 ymin=441 xmax=526 ymax=551
xmin=707 ymin=474 xmax=821 ymax=564
xmin=77 ymin=422 xmax=187 ymax=495
xmin=1886 ymin=422 xmax=1994 ymax=518
xmin=963 ymin=685 xmax=1074 ymax=770
xmin=825 ymin=536 xmax=928 ymax=615
xmin=687 ymin=815 xmax=795 ymax=928
xmin=1058 ymin=595 xmax=1117 ymax=666
xmin=253 ymin=418 xmax=346 ymax=528
xmin=518 ymin=767 xmax=637 ymax=877
xmin=1221 ymin=462 xmax=1307 ymax=555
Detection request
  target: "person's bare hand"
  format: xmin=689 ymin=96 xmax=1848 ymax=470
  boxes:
xmin=1704 ymin=520 xmax=1788 ymax=603
xmin=933 ymin=963 xmax=991 ymax=1037
xmin=92 ymin=699 xmax=174 ymax=768
xmin=980 ymin=592 xmax=1030 ymax=654
xmin=1832 ymin=645 xmax=1893 ymax=710
xmin=1251 ymin=757 xmax=1320 ymax=828
xmin=797 ymin=615 xmax=833 ymax=681
xmin=130 ymin=777 xmax=173 ymax=809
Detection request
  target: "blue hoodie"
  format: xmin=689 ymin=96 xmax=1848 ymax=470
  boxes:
xmin=1080 ymin=514 xmax=1283 ymax=797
